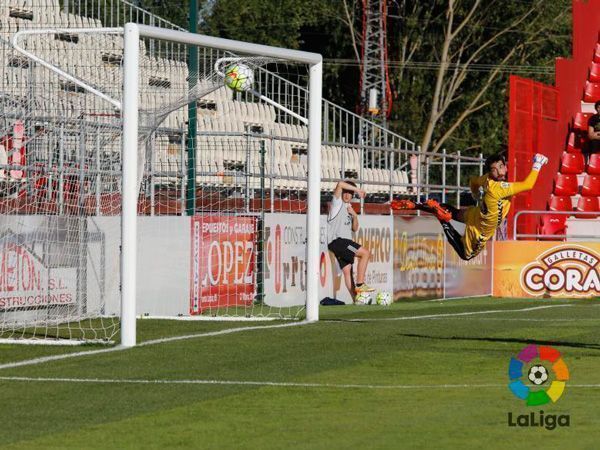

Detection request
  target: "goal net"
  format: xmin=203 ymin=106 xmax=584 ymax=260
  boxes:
xmin=1 ymin=23 xmax=322 ymax=345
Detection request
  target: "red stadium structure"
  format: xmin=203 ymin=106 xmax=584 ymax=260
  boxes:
xmin=508 ymin=0 xmax=600 ymax=238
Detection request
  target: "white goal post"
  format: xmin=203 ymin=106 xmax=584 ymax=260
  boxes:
xmin=120 ymin=24 xmax=323 ymax=346
xmin=6 ymin=23 xmax=322 ymax=347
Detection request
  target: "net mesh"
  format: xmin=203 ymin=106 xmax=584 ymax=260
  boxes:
xmin=1 ymin=27 xmax=127 ymax=342
xmin=1 ymin=20 xmax=313 ymax=341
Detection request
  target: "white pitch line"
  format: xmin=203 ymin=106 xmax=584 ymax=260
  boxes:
xmin=0 ymin=305 xmax=574 ymax=371
xmin=138 ymin=320 xmax=307 ymax=347
xmin=0 ymin=376 xmax=599 ymax=391
xmin=347 ymin=304 xmax=573 ymax=322
xmin=0 ymin=321 xmax=310 ymax=372
xmin=427 ymin=317 xmax=600 ymax=322
xmin=0 ymin=376 xmax=505 ymax=389
xmin=0 ymin=346 xmax=130 ymax=371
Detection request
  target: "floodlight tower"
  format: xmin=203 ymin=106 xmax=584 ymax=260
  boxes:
xmin=358 ymin=0 xmax=392 ymax=128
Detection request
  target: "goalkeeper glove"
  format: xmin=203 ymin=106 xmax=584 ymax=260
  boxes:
xmin=532 ymin=153 xmax=548 ymax=171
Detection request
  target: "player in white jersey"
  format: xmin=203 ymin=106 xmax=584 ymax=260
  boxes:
xmin=327 ymin=180 xmax=375 ymax=301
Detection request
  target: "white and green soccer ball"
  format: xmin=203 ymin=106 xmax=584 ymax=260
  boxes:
xmin=224 ymin=63 xmax=254 ymax=92
xmin=376 ymin=291 xmax=392 ymax=306
xmin=355 ymin=292 xmax=373 ymax=305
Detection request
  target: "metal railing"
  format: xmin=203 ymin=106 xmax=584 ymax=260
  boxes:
xmin=513 ymin=210 xmax=600 ymax=241
xmin=416 ymin=147 xmax=483 ymax=207
xmin=59 ymin=0 xmax=418 ymax=158
xmin=0 ymin=121 xmax=485 ymax=215
xmin=0 ymin=0 xmax=485 ymax=216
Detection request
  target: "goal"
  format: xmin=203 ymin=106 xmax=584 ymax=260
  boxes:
xmin=1 ymin=23 xmax=322 ymax=346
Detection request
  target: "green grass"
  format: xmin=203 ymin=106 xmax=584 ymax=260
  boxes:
xmin=1 ymin=297 xmax=599 ymax=449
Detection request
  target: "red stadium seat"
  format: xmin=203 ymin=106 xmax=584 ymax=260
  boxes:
xmin=588 ymin=153 xmax=600 ymax=174
xmin=594 ymin=43 xmax=600 ymax=63
xmin=573 ymin=112 xmax=594 ymax=132
xmin=560 ymin=152 xmax=585 ymax=174
xmin=554 ymin=173 xmax=579 ymax=196
xmin=566 ymin=132 xmax=583 ymax=153
xmin=575 ymin=196 xmax=600 ymax=218
xmin=591 ymin=62 xmax=600 ymax=82
xmin=584 ymin=81 xmax=600 ymax=103
xmin=537 ymin=214 xmax=567 ymax=240
xmin=549 ymin=195 xmax=573 ymax=212
xmin=582 ymin=174 xmax=600 ymax=196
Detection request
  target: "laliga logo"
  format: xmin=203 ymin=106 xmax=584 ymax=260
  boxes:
xmin=507 ymin=345 xmax=570 ymax=430
xmin=508 ymin=345 xmax=569 ymax=406
xmin=520 ymin=245 xmax=600 ymax=296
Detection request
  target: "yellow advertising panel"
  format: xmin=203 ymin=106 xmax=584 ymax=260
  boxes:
xmin=493 ymin=242 xmax=600 ymax=298
xmin=445 ymin=240 xmax=493 ymax=298
xmin=393 ymin=216 xmax=444 ymax=300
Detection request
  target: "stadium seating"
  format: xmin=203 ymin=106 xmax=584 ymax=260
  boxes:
xmin=537 ymin=214 xmax=567 ymax=240
xmin=566 ymin=132 xmax=583 ymax=153
xmin=588 ymin=153 xmax=600 ymax=174
xmin=573 ymin=112 xmax=594 ymax=132
xmin=548 ymin=195 xmax=572 ymax=213
xmin=583 ymin=80 xmax=600 ymax=103
xmin=590 ymin=61 xmax=600 ymax=82
xmin=0 ymin=144 xmax=6 ymax=179
xmin=537 ymin=34 xmax=600 ymax=236
xmin=594 ymin=42 xmax=600 ymax=63
xmin=560 ymin=152 xmax=585 ymax=174
xmin=581 ymin=174 xmax=600 ymax=196
xmin=392 ymin=170 xmax=409 ymax=194
xmin=575 ymin=195 xmax=600 ymax=218
xmin=553 ymin=173 xmax=579 ymax=196
xmin=0 ymin=1 xmax=423 ymax=208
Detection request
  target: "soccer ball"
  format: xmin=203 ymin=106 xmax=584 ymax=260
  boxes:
xmin=224 ymin=63 xmax=254 ymax=92
xmin=528 ymin=365 xmax=549 ymax=385
xmin=376 ymin=291 xmax=392 ymax=306
xmin=355 ymin=292 xmax=372 ymax=305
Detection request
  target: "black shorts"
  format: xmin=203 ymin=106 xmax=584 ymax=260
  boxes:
xmin=328 ymin=238 xmax=361 ymax=269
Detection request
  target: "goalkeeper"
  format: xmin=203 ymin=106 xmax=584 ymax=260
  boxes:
xmin=391 ymin=153 xmax=549 ymax=260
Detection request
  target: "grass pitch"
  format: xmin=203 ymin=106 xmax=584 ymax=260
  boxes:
xmin=0 ymin=297 xmax=599 ymax=449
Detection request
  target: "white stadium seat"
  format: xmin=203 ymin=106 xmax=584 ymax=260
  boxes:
xmin=374 ymin=169 xmax=385 ymax=194
xmin=0 ymin=7 xmax=411 ymax=200
xmin=363 ymin=168 xmax=375 ymax=194
xmin=0 ymin=144 xmax=7 ymax=179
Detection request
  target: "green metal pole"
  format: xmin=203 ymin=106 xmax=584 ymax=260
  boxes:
xmin=186 ymin=0 xmax=198 ymax=215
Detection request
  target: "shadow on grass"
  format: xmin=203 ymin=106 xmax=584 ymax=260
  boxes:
xmin=394 ymin=333 xmax=600 ymax=351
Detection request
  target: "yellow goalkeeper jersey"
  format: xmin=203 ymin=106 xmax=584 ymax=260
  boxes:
xmin=462 ymin=169 xmax=540 ymax=258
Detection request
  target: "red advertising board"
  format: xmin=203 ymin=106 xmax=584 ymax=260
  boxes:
xmin=189 ymin=216 xmax=257 ymax=314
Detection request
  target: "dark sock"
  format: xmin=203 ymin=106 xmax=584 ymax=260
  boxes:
xmin=440 ymin=203 xmax=459 ymax=220
xmin=415 ymin=203 xmax=433 ymax=213
xmin=441 ymin=222 xmax=470 ymax=260
xmin=356 ymin=283 xmax=364 ymax=287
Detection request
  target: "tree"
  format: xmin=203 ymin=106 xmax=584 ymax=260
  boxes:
xmin=135 ymin=0 xmax=194 ymax=29
xmin=384 ymin=0 xmax=570 ymax=155
xmin=199 ymin=0 xmax=360 ymax=107
xmin=140 ymin=0 xmax=571 ymax=156
xmin=200 ymin=0 xmax=336 ymax=49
